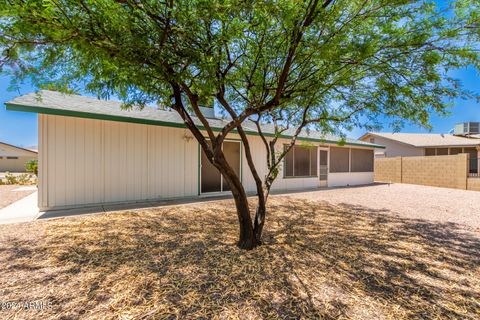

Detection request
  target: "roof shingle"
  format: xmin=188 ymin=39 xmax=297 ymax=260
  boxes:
xmin=363 ymin=132 xmax=480 ymax=147
xmin=6 ymin=90 xmax=382 ymax=149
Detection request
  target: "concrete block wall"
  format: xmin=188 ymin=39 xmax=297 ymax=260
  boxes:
xmin=374 ymin=154 xmax=469 ymax=190
xmin=467 ymin=178 xmax=480 ymax=191
xmin=374 ymin=157 xmax=402 ymax=183
xmin=402 ymin=154 xmax=467 ymax=189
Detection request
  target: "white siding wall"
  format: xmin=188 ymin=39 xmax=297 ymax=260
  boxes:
xmin=39 ymin=114 xmax=374 ymax=210
xmin=365 ymin=136 xmax=424 ymax=157
xmin=39 ymin=115 xmax=199 ymax=210
xmin=329 ymin=172 xmax=374 ymax=187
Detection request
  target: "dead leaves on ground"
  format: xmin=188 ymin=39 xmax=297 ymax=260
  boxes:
xmin=0 ymin=197 xmax=479 ymax=319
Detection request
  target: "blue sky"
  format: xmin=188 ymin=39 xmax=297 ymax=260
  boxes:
xmin=1 ymin=0 xmax=478 ymax=147
xmin=347 ymin=65 xmax=480 ymax=138
xmin=0 ymin=75 xmax=38 ymax=148
xmin=0 ymin=64 xmax=479 ymax=147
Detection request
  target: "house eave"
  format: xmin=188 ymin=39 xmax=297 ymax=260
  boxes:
xmin=6 ymin=102 xmax=384 ymax=149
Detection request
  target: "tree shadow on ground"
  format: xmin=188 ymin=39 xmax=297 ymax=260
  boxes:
xmin=0 ymin=197 xmax=479 ymax=319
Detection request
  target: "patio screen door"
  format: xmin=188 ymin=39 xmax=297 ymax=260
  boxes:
xmin=319 ymin=150 xmax=328 ymax=187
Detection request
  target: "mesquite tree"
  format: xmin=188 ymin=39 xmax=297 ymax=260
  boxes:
xmin=1 ymin=0 xmax=478 ymax=249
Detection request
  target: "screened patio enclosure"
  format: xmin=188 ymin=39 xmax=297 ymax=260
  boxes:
xmin=200 ymin=143 xmax=375 ymax=196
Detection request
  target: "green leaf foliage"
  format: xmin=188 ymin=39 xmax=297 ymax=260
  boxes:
xmin=0 ymin=0 xmax=478 ymax=133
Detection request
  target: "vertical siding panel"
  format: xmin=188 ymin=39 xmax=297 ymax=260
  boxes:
xmin=162 ymin=127 xmax=168 ymax=197
xmin=136 ymin=124 xmax=144 ymax=200
xmin=133 ymin=123 xmax=140 ymax=200
xmin=175 ymin=128 xmax=182 ymax=197
xmin=93 ymin=119 xmax=102 ymax=202
xmin=188 ymin=137 xmax=193 ymax=196
xmin=64 ymin=117 xmax=76 ymax=205
xmin=84 ymin=119 xmax=94 ymax=204
xmin=103 ymin=121 xmax=109 ymax=202
xmin=132 ymin=124 xmax=139 ymax=199
xmin=145 ymin=125 xmax=149 ymax=199
xmin=55 ymin=116 xmax=67 ymax=206
xmin=126 ymin=123 xmax=135 ymax=200
xmin=147 ymin=126 xmax=153 ymax=199
xmin=170 ymin=128 xmax=176 ymax=197
xmin=183 ymin=130 xmax=190 ymax=196
xmin=111 ymin=121 xmax=120 ymax=202
xmin=174 ymin=128 xmax=181 ymax=197
xmin=120 ymin=122 xmax=128 ymax=201
xmin=97 ymin=120 xmax=105 ymax=203
xmin=156 ymin=126 xmax=163 ymax=198
xmin=111 ymin=121 xmax=119 ymax=202
xmin=141 ymin=125 xmax=148 ymax=199
xmin=140 ymin=124 xmax=148 ymax=199
xmin=75 ymin=118 xmax=86 ymax=205
xmin=48 ymin=115 xmax=56 ymax=207
xmin=153 ymin=125 xmax=159 ymax=199
xmin=160 ymin=127 xmax=167 ymax=197
xmin=169 ymin=128 xmax=173 ymax=197
xmin=112 ymin=121 xmax=121 ymax=202
xmin=157 ymin=127 xmax=162 ymax=198
xmin=160 ymin=127 xmax=164 ymax=197
xmin=193 ymin=135 xmax=199 ymax=195
xmin=108 ymin=121 xmax=115 ymax=202
xmin=130 ymin=124 xmax=137 ymax=200
xmin=149 ymin=125 xmax=156 ymax=199
xmin=152 ymin=125 xmax=158 ymax=199
xmin=104 ymin=121 xmax=112 ymax=202
xmin=172 ymin=129 xmax=178 ymax=197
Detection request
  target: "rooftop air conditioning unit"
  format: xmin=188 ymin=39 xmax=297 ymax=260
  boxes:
xmin=453 ymin=122 xmax=480 ymax=136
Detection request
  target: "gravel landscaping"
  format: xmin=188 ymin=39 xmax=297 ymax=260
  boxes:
xmin=290 ymin=183 xmax=480 ymax=230
xmin=0 ymin=191 xmax=479 ymax=319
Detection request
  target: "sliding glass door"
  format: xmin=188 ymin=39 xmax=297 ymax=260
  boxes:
xmin=200 ymin=141 xmax=241 ymax=193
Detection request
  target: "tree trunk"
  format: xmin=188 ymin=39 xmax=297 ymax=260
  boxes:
xmin=253 ymin=198 xmax=266 ymax=244
xmin=253 ymin=187 xmax=270 ymax=244
xmin=215 ymin=153 xmax=259 ymax=250
xmin=233 ymin=188 xmax=257 ymax=250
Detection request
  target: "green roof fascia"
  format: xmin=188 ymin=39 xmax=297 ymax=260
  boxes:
xmin=5 ymin=102 xmax=385 ymax=149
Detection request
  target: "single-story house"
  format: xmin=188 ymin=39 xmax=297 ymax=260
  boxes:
xmin=6 ymin=90 xmax=383 ymax=211
xmin=359 ymin=132 xmax=480 ymax=158
xmin=0 ymin=141 xmax=37 ymax=172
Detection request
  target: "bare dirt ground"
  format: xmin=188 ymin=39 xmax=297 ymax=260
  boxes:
xmin=289 ymin=183 xmax=480 ymax=231
xmin=0 ymin=185 xmax=36 ymax=209
xmin=0 ymin=193 xmax=479 ymax=319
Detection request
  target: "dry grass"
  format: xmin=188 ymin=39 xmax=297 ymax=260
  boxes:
xmin=0 ymin=197 xmax=479 ymax=319
xmin=0 ymin=185 xmax=36 ymax=209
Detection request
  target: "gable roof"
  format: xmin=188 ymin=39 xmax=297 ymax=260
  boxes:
xmin=0 ymin=141 xmax=38 ymax=156
xmin=360 ymin=132 xmax=480 ymax=148
xmin=6 ymin=90 xmax=384 ymax=149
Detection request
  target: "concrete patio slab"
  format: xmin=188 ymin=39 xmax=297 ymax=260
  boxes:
xmin=0 ymin=192 xmax=39 ymax=224
xmin=12 ymin=186 xmax=37 ymax=192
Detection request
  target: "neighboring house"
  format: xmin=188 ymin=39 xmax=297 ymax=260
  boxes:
xmin=359 ymin=132 xmax=480 ymax=158
xmin=6 ymin=91 xmax=383 ymax=211
xmin=0 ymin=141 xmax=37 ymax=172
